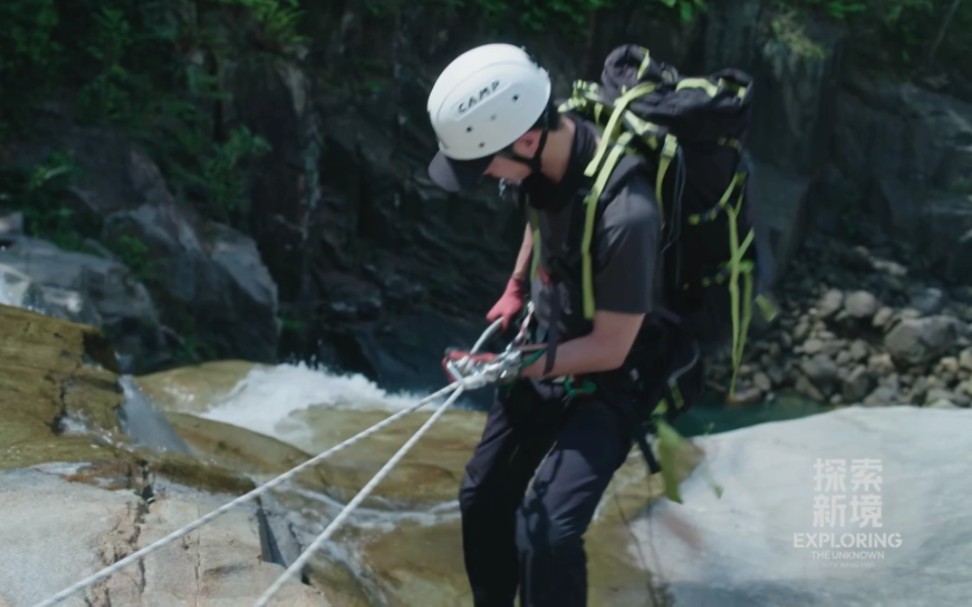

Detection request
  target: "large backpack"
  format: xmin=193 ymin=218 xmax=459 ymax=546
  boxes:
xmin=542 ymin=44 xmax=777 ymax=400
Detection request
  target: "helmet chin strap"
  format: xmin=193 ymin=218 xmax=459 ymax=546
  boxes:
xmin=506 ymin=113 xmax=550 ymax=176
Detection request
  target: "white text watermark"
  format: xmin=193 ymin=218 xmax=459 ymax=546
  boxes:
xmin=793 ymin=458 xmax=902 ymax=565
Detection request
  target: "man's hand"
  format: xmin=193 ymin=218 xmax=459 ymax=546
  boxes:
xmin=441 ymin=349 xmax=497 ymax=380
xmin=486 ymin=277 xmax=529 ymax=330
xmin=441 ymin=348 xmax=523 ymax=386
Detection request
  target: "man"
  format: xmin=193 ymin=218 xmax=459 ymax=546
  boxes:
xmin=426 ymin=43 xmax=674 ymax=607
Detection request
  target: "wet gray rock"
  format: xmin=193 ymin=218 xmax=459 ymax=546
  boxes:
xmin=0 ymin=236 xmax=161 ymax=369
xmin=0 ymin=211 xmax=24 ymax=235
xmin=801 ymin=354 xmax=839 ymax=384
xmin=104 ymin=203 xmax=279 ymax=364
xmin=873 ymin=306 xmax=895 ymax=329
xmin=959 ymin=348 xmax=972 ymax=372
xmin=885 ymin=316 xmax=963 ymax=365
xmin=841 ymin=366 xmax=873 ymax=403
xmin=863 ymin=385 xmax=899 ymax=406
xmin=795 ymin=374 xmax=825 ymax=401
xmin=800 ymin=337 xmax=822 ymax=355
xmin=842 ymin=290 xmax=879 ymax=320
xmin=849 ymin=339 xmax=869 ymax=362
xmin=908 ymin=287 xmax=946 ymax=316
xmin=0 ymin=466 xmax=329 ymax=607
xmin=817 ymin=289 xmax=844 ymax=319
xmin=926 ymin=388 xmax=970 ymax=408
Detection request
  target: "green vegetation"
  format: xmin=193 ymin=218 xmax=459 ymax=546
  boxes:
xmin=769 ymin=8 xmax=829 ymax=59
xmin=0 ymin=0 xmax=302 ymax=230
xmin=1 ymin=0 xmax=968 ymax=372
xmin=364 ymin=0 xmax=703 ymax=37
xmin=4 ymin=0 xmax=963 ymax=240
xmin=787 ymin=0 xmax=971 ymax=70
xmin=0 ymin=152 xmax=86 ymax=250
xmin=107 ymin=234 xmax=156 ymax=281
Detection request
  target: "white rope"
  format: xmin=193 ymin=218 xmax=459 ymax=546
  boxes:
xmin=34 ymin=317 xmax=509 ymax=607
xmin=254 ymin=381 xmax=470 ymax=606
xmin=32 ymin=380 xmax=463 ymax=607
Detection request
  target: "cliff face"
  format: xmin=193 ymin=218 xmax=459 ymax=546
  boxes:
xmin=282 ymin=1 xmax=972 ymax=388
xmin=3 ymin=1 xmax=970 ymax=391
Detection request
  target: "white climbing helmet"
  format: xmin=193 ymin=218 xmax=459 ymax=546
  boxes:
xmin=427 ymin=43 xmax=552 ymax=191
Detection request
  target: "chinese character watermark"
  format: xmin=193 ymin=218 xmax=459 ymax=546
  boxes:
xmin=795 ymin=457 xmax=901 ymax=566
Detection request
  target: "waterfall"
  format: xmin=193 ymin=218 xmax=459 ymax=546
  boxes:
xmin=118 ymin=376 xmax=192 ymax=453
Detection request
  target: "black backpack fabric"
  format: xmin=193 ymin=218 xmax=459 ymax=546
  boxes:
xmin=552 ymin=44 xmax=777 ymax=398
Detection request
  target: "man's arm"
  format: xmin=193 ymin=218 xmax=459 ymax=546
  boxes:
xmin=511 ymin=223 xmax=533 ymax=282
xmin=520 ymin=176 xmax=660 ymax=379
xmin=519 ymin=310 xmax=645 ymax=378
xmin=486 ymin=223 xmax=534 ymax=328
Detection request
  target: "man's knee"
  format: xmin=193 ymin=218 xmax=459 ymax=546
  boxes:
xmin=458 ymin=467 xmax=482 ymax=515
xmin=515 ymin=504 xmax=583 ymax=554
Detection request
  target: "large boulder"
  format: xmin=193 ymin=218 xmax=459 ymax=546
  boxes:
xmin=749 ymin=13 xmax=847 ymax=176
xmin=833 ymin=76 xmax=972 ymax=282
xmin=3 ymin=126 xmax=280 ymax=368
xmin=0 ymin=466 xmax=329 ymax=607
xmin=4 ymin=127 xmax=177 ymax=220
xmin=0 ymin=305 xmax=332 ymax=605
xmin=629 ymin=406 xmax=972 ymax=605
xmin=0 ymin=304 xmax=127 ymax=471
xmin=884 ymin=315 xmax=964 ymax=366
xmin=0 ymin=236 xmax=162 ymax=370
xmin=103 ymin=201 xmax=279 ymax=364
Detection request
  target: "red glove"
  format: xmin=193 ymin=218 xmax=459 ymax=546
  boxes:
xmin=441 ymin=349 xmax=497 ymax=382
xmin=486 ymin=277 xmax=528 ymax=329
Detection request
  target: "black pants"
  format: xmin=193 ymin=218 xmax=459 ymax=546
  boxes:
xmin=459 ymin=379 xmax=633 ymax=607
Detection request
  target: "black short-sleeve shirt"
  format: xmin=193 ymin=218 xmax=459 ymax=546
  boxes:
xmin=529 ymin=118 xmax=662 ymax=342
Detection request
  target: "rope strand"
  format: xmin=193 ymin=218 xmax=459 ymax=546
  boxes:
xmin=254 ymin=383 xmax=469 ymax=606
xmin=32 ymin=380 xmax=463 ymax=607
xmin=33 ymin=318 xmax=508 ymax=607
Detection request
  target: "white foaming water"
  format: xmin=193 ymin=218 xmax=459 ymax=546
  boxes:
xmin=0 ymin=272 xmax=17 ymax=306
xmin=200 ymin=362 xmax=431 ymax=445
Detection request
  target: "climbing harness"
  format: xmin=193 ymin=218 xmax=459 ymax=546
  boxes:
xmin=32 ymin=317 xmax=518 ymax=607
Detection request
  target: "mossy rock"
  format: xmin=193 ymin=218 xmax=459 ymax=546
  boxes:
xmin=165 ymin=411 xmax=329 ymax=490
xmin=135 ymin=360 xmax=265 ymax=415
xmin=0 ymin=304 xmax=125 ymax=470
xmin=0 ymin=305 xmax=258 ymax=495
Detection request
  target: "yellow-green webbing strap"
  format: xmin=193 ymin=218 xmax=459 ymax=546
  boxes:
xmin=528 ymin=208 xmax=542 ymax=281
xmin=656 ymin=418 xmax=685 ymax=503
xmin=723 ymin=172 xmax=756 ymax=397
xmin=688 ymin=165 xmax=741 ymax=227
xmin=585 ymin=83 xmax=656 ymax=179
xmin=580 ymin=131 xmax=635 ymax=320
xmin=620 ymin=113 xmax=662 ymax=151
xmin=756 ymin=292 xmax=778 ymax=323
xmin=559 ymin=81 xmax=602 ymax=116
xmin=675 ymin=77 xmax=719 ymax=97
xmin=636 ymin=47 xmax=653 ymax=79
xmin=655 ymin=415 xmax=723 ymax=503
xmin=655 ymin=135 xmax=679 ymax=226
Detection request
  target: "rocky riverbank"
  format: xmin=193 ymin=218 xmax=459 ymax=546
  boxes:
xmin=709 ymin=234 xmax=972 ymax=408
xmin=0 ymin=303 xmax=700 ymax=605
xmin=0 ymin=465 xmax=328 ymax=607
xmin=0 ymin=303 xmax=328 ymax=605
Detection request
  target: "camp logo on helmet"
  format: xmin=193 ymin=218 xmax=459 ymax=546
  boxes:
xmin=457 ymin=80 xmax=501 ymax=115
